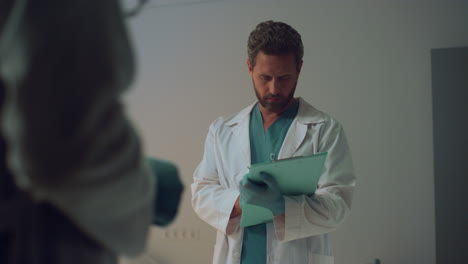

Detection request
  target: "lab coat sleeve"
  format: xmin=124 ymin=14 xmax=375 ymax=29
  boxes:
xmin=0 ymin=0 xmax=153 ymax=256
xmin=274 ymin=120 xmax=355 ymax=241
xmin=191 ymin=120 xmax=240 ymax=235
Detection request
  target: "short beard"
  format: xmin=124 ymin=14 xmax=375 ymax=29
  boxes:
xmin=253 ymin=79 xmax=297 ymax=113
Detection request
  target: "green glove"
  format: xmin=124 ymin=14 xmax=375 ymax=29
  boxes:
xmin=145 ymin=157 xmax=184 ymax=226
xmin=239 ymin=172 xmax=285 ymax=216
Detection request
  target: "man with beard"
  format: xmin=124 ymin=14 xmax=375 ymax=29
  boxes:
xmin=192 ymin=21 xmax=356 ymax=264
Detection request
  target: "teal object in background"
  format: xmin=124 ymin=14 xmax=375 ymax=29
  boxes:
xmin=145 ymin=157 xmax=184 ymax=226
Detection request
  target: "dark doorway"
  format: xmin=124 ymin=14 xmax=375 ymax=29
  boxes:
xmin=431 ymin=46 xmax=468 ymax=263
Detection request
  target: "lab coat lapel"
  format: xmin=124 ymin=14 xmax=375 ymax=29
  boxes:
xmin=278 ymin=97 xmax=325 ymax=159
xmin=226 ymin=103 xmax=256 ymax=166
xmin=278 ymin=118 xmax=308 ymax=159
xmin=230 ymin=117 xmax=251 ymax=165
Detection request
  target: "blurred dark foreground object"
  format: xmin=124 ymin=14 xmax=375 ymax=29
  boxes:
xmin=0 ymin=192 xmax=116 ymax=264
xmin=145 ymin=157 xmax=184 ymax=227
xmin=0 ymin=0 xmax=156 ymax=263
xmin=0 ymin=98 xmax=115 ymax=264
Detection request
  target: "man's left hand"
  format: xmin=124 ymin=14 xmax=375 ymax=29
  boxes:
xmin=239 ymin=172 xmax=285 ymax=216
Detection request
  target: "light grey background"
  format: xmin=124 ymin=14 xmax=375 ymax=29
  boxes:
xmin=120 ymin=1 xmax=468 ymax=263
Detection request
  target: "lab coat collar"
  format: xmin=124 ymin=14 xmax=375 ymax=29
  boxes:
xmin=224 ymin=97 xmax=325 ymax=127
xmin=224 ymin=97 xmax=326 ymax=161
xmin=295 ymin=97 xmax=326 ymax=125
xmin=224 ymin=102 xmax=256 ymax=127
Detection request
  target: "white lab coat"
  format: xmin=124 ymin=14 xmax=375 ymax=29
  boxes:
xmin=192 ymin=98 xmax=355 ymax=264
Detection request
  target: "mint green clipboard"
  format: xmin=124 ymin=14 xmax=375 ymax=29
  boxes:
xmin=240 ymin=152 xmax=328 ymax=228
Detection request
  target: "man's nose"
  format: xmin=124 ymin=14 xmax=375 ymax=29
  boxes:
xmin=268 ymin=79 xmax=281 ymax=95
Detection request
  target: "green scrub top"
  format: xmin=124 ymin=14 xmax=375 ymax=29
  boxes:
xmin=241 ymin=100 xmax=299 ymax=264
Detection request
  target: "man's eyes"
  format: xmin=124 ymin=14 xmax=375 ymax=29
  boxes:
xmin=259 ymin=76 xmax=291 ymax=81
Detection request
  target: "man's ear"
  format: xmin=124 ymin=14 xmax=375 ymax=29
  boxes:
xmin=296 ymin=60 xmax=303 ymax=74
xmin=247 ymin=59 xmax=254 ymax=74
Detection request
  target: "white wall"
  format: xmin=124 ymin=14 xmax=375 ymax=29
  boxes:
xmin=121 ymin=1 xmax=468 ymax=263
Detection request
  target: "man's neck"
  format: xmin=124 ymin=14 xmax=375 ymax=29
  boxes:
xmin=259 ymin=98 xmax=297 ymax=131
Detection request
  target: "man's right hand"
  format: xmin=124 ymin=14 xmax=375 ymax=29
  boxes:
xmin=230 ymin=196 xmax=242 ymax=218
xmin=239 ymin=172 xmax=285 ymax=216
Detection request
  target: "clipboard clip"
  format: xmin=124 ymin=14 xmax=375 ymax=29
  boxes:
xmin=274 ymin=156 xmax=304 ymax=162
xmin=270 ymin=153 xmax=276 ymax=162
xmin=247 ymin=155 xmax=305 ymax=169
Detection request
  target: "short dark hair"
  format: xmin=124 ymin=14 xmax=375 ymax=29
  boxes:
xmin=247 ymin=20 xmax=304 ymax=68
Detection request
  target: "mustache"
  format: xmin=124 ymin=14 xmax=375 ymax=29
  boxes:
xmin=263 ymin=94 xmax=282 ymax=99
